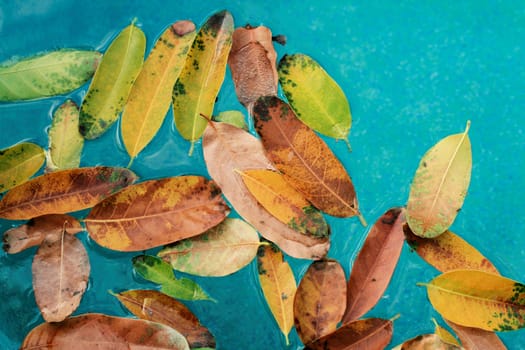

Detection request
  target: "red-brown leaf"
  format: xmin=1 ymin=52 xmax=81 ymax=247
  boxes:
xmin=446 ymin=320 xmax=507 ymax=350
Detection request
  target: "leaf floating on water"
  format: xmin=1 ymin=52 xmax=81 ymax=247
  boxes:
xmin=132 ymin=255 xmax=213 ymax=301
xmin=0 ymin=166 xmax=137 ymax=220
xmin=122 ymin=20 xmax=196 ymax=163
xmin=79 ymin=22 xmax=146 ymax=139
xmin=446 ymin=320 xmax=507 ymax=350
xmin=404 ymin=224 xmax=499 ymax=274
xmin=3 ymin=214 xmax=82 ymax=254
xmin=294 ymin=259 xmax=347 ymax=344
xmin=0 ymin=50 xmax=101 ymax=101
xmin=214 ymin=110 xmax=248 ymax=130
xmin=392 ymin=333 xmax=463 ymax=350
xmin=252 ymin=96 xmax=363 ymax=220
xmin=305 ymin=318 xmax=393 ymax=350
xmin=278 ymin=53 xmax=352 ymax=148
xmin=433 ymin=318 xmax=461 ymax=347
xmin=257 ymin=243 xmax=296 ymax=345
xmin=32 ymin=233 xmax=90 ymax=322
xmin=239 ymin=169 xmax=329 ymax=238
xmin=0 ymin=142 xmax=45 ymax=193
xmin=112 ymin=289 xmax=215 ymax=348
xmin=158 ymin=218 xmax=259 ymax=277
xmin=419 ymin=269 xmax=525 ymax=332
xmin=343 ymin=207 xmax=405 ymax=323
xmin=202 ymin=121 xmax=330 ymax=260
xmin=172 ymin=10 xmax=234 ymax=155
xmin=85 ymin=176 xmax=229 ymax=252
xmin=20 ymin=313 xmax=190 ymax=350
xmin=406 ymin=121 xmax=472 ymax=238
xmin=47 ymin=99 xmax=84 ymax=171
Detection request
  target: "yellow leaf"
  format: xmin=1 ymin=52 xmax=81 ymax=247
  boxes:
xmin=433 ymin=318 xmax=461 ymax=347
xmin=0 ymin=142 xmax=45 ymax=193
xmin=407 ymin=121 xmax=472 ymax=238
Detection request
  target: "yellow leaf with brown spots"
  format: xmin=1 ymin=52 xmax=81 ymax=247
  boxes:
xmin=84 ymin=176 xmax=229 ymax=251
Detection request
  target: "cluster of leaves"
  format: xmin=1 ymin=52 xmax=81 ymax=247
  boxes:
xmin=0 ymin=8 xmax=521 ymax=350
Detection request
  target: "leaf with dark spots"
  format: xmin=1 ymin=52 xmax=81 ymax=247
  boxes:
xmin=0 ymin=142 xmax=45 ymax=193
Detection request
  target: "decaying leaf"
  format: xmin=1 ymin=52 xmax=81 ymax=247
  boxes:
xmin=158 ymin=218 xmax=259 ymax=277
xmin=32 ymin=233 xmax=90 ymax=322
xmin=20 ymin=313 xmax=190 ymax=349
xmin=3 ymin=214 xmax=83 ymax=254
xmin=392 ymin=333 xmax=463 ymax=350
xmin=0 ymin=142 xmax=45 ymax=193
xmin=214 ymin=110 xmax=248 ymax=130
xmin=294 ymin=259 xmax=347 ymax=344
xmin=202 ymin=121 xmax=329 ymax=260
xmin=406 ymin=121 xmax=472 ymax=238
xmin=343 ymin=207 xmax=405 ymax=323
xmin=112 ymin=289 xmax=215 ymax=348
xmin=85 ymin=176 xmax=229 ymax=251
xmin=446 ymin=320 xmax=507 ymax=350
xmin=0 ymin=166 xmax=137 ymax=220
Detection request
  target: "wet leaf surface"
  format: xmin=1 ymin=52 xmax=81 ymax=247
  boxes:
xmin=0 ymin=142 xmax=45 ymax=193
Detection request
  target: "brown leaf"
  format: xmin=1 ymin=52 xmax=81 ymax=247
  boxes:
xmin=446 ymin=320 xmax=507 ymax=350
xmin=32 ymin=233 xmax=90 ymax=322
xmin=202 ymin=121 xmax=329 ymax=260
xmin=393 ymin=333 xmax=463 ymax=349
xmin=3 ymin=214 xmax=83 ymax=253
xmin=85 ymin=176 xmax=229 ymax=251
xmin=0 ymin=166 xmax=137 ymax=220
xmin=252 ymin=96 xmax=363 ymax=220
xmin=294 ymin=259 xmax=347 ymax=344
xmin=343 ymin=207 xmax=406 ymax=323
xmin=20 ymin=313 xmax=190 ymax=349
xmin=305 ymin=318 xmax=393 ymax=350
xmin=113 ymin=289 xmax=215 ymax=348
xmin=228 ymin=25 xmax=278 ymax=112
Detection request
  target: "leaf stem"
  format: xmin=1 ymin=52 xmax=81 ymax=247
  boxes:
xmin=357 ymin=212 xmax=367 ymax=227
xmin=343 ymin=136 xmax=352 ymax=152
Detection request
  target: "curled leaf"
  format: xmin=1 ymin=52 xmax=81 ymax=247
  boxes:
xmin=0 ymin=142 xmax=45 ymax=193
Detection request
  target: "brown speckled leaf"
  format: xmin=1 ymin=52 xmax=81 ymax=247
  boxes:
xmin=446 ymin=320 xmax=507 ymax=350
xmin=294 ymin=259 xmax=347 ymax=344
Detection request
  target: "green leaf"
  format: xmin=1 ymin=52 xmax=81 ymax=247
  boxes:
xmin=213 ymin=110 xmax=248 ymax=130
xmin=172 ymin=10 xmax=234 ymax=155
xmin=132 ymin=255 xmax=213 ymax=301
xmin=278 ymin=53 xmax=352 ymax=149
xmin=0 ymin=50 xmax=101 ymax=101
xmin=0 ymin=142 xmax=45 ymax=193
xmin=79 ymin=23 xmax=146 ymax=139
xmin=47 ymin=100 xmax=84 ymax=171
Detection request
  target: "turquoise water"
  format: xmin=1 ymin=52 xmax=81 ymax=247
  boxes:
xmin=1 ymin=0 xmax=525 ymax=348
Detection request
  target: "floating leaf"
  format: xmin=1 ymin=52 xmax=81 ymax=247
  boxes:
xmin=85 ymin=176 xmax=229 ymax=252
xmin=294 ymin=259 xmax=347 ymax=344
xmin=172 ymin=10 xmax=234 ymax=155
xmin=122 ymin=20 xmax=196 ymax=163
xmin=406 ymin=121 xmax=472 ymax=238
xmin=0 ymin=166 xmax=137 ymax=220
xmin=278 ymin=53 xmax=352 ymax=148
xmin=47 ymin=99 xmax=84 ymax=171
xmin=202 ymin=121 xmax=329 ymax=260
xmin=343 ymin=207 xmax=405 ymax=323
xmin=446 ymin=320 xmax=507 ymax=350
xmin=132 ymin=255 xmax=213 ymax=301
xmin=433 ymin=318 xmax=461 ymax=346
xmin=3 ymin=214 xmax=82 ymax=254
xmin=228 ymin=25 xmax=278 ymax=112
xmin=21 ymin=313 xmax=190 ymax=349
xmin=239 ymin=169 xmax=329 ymax=238
xmin=0 ymin=50 xmax=101 ymax=101
xmin=0 ymin=142 xmax=45 ymax=193
xmin=79 ymin=23 xmax=146 ymax=139
xmin=404 ymin=224 xmax=499 ymax=274
xmin=257 ymin=244 xmax=296 ymax=345
xmin=305 ymin=318 xmax=393 ymax=350
xmin=392 ymin=334 xmax=462 ymax=350
xmin=419 ymin=270 xmax=525 ymax=331
xmin=32 ymin=233 xmax=90 ymax=322
xmin=158 ymin=218 xmax=259 ymax=277
xmin=214 ymin=110 xmax=248 ymax=130
xmin=112 ymin=289 xmax=215 ymax=348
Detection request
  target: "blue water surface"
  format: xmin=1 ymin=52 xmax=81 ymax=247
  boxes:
xmin=1 ymin=0 xmax=525 ymax=349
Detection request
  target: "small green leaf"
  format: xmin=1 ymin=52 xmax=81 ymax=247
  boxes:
xmin=213 ymin=110 xmax=248 ymax=130
xmin=0 ymin=142 xmax=45 ymax=193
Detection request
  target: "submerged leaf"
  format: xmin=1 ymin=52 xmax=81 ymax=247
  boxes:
xmin=392 ymin=333 xmax=462 ymax=350
xmin=0 ymin=50 xmax=101 ymax=101
xmin=172 ymin=10 xmax=234 ymax=154
xmin=0 ymin=166 xmax=137 ymax=220
xmin=20 ymin=313 xmax=190 ymax=349
xmin=158 ymin=218 xmax=259 ymax=277
xmin=214 ymin=110 xmax=248 ymax=130
xmin=446 ymin=320 xmax=507 ymax=350
xmin=79 ymin=23 xmax=146 ymax=139
xmin=122 ymin=20 xmax=196 ymax=162
xmin=85 ymin=176 xmax=229 ymax=251
xmin=0 ymin=142 xmax=45 ymax=193
xmin=112 ymin=289 xmax=215 ymax=348
xmin=406 ymin=121 xmax=472 ymax=238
